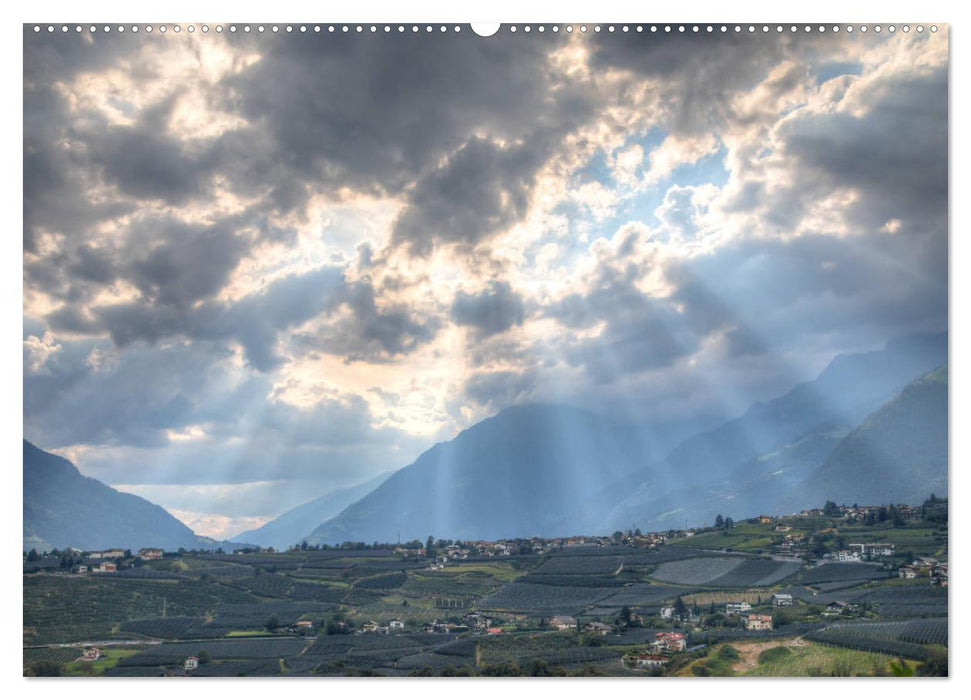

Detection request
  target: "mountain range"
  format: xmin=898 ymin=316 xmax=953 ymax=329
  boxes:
xmin=23 ymin=332 xmax=947 ymax=551
xmin=232 ymin=471 xmax=392 ymax=550
xmin=22 ymin=440 xmax=240 ymax=553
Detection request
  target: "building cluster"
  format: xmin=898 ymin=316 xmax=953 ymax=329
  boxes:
xmin=899 ymin=558 xmax=948 ymax=586
xmin=60 ymin=546 xmax=167 ymax=575
xmin=360 ymin=619 xmax=406 ymax=634
xmin=725 ymin=601 xmax=751 ymax=615
xmin=625 ymin=631 xmax=689 ymax=670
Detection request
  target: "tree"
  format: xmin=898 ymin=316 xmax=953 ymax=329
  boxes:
xmin=823 ymin=500 xmax=841 ymax=517
xmin=917 ymin=650 xmax=947 ymax=677
xmin=617 ymin=606 xmax=633 ymax=627
xmin=26 ymin=549 xmax=40 ymax=562
xmin=425 ymin=535 xmax=437 ymax=558
xmin=264 ymin=615 xmax=281 ymax=632
xmin=197 ymin=649 xmax=211 ymax=665
xmin=674 ymin=596 xmax=689 ymax=621
xmin=724 ymin=517 xmax=734 ymax=530
xmin=612 ymin=531 xmax=625 ymax=543
xmin=715 ymin=514 xmax=725 ymax=529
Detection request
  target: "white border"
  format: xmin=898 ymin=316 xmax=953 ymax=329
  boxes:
xmin=4 ymin=2 xmax=966 ymax=699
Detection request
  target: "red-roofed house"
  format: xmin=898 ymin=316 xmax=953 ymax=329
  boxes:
xmin=654 ymin=631 xmax=686 ymax=652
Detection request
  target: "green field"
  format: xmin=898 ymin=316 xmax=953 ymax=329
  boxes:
xmin=63 ymin=649 xmax=141 ymax=676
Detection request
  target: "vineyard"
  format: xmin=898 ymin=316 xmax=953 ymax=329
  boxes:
xmin=707 ymin=559 xmax=802 ymax=587
xmin=597 ymin=582 xmax=695 ymax=607
xmin=116 ymin=637 xmax=309 ymax=667
xmin=798 ymin=563 xmax=888 ymax=585
xmin=534 ymin=556 xmax=625 ymax=575
xmin=805 ymin=617 xmax=947 ymax=660
xmin=650 ymin=557 xmax=748 ymax=585
xmin=478 ymin=582 xmax=614 ymax=613
xmin=120 ymin=616 xmax=207 ymax=639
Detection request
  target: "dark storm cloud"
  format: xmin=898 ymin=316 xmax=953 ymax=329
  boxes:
xmin=82 ymin=97 xmax=220 ymax=205
xmin=585 ymin=31 xmax=837 ymax=136
xmin=93 ymin=266 xmax=346 ymax=371
xmin=391 ymin=137 xmax=544 ymax=255
xmin=213 ymin=31 xmax=598 ymax=254
xmin=293 ymin=279 xmax=442 ymax=364
xmin=552 ymin=281 xmax=708 ymax=383
xmin=23 ymin=336 xmax=218 ymax=448
xmin=126 ymin=222 xmax=252 ymax=308
xmin=779 ymin=66 xmax=948 ymax=233
xmin=220 ymin=31 xmax=572 ymax=196
xmin=451 ymin=280 xmax=526 ymax=339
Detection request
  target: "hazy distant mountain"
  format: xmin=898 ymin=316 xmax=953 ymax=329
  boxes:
xmin=601 ymin=332 xmax=947 ymax=529
xmin=305 ymin=404 xmax=677 ymax=544
xmin=23 ymin=440 xmax=236 ymax=553
xmin=306 ymin=332 xmax=945 ymax=543
xmin=791 ymin=365 xmax=947 ymax=508
xmin=233 ymin=472 xmax=392 ymax=550
xmin=591 ymin=427 xmax=846 ymax=532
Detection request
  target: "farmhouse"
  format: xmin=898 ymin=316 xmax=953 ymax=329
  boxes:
xmin=291 ymin=620 xmax=313 ymax=632
xmin=660 ymin=606 xmax=675 ymax=619
xmin=549 ymin=616 xmax=577 ymax=630
xmin=825 ymin=601 xmax=857 ymax=615
xmin=79 ymin=648 xmax=100 ymax=661
xmin=138 ymin=548 xmax=163 ymax=560
xmin=184 ymin=656 xmax=199 ymax=671
xmin=772 ymin=593 xmax=793 ymax=607
xmin=72 ymin=564 xmax=89 ymax=574
xmin=654 ymin=631 xmax=686 ymax=652
xmin=725 ymin=602 xmax=751 ymax=615
xmin=631 ymin=654 xmax=668 ymax=670
xmin=464 ymin=612 xmax=492 ymax=631
xmin=834 ymin=550 xmax=862 ymax=562
xmin=758 ymin=515 xmax=773 ymax=524
xmin=92 ymin=548 xmax=125 ymax=559
xmin=849 ymin=542 xmax=895 ymax=558
xmin=899 ymin=565 xmax=918 ymax=579
xmin=746 ymin=614 xmax=773 ymax=631
xmin=389 ymin=619 xmax=405 ymax=630
xmin=95 ymin=562 xmax=116 ymax=573
xmin=584 ymin=621 xmax=613 ymax=636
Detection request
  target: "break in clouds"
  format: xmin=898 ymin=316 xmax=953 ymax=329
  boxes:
xmin=23 ymin=26 xmax=947 ymax=538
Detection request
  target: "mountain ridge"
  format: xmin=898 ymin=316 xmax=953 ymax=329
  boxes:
xmin=23 ymin=440 xmax=244 ymax=552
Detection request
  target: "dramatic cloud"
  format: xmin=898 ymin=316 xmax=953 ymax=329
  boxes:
xmin=23 ymin=26 xmax=947 ymax=536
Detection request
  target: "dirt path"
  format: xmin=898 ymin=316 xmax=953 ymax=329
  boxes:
xmin=730 ymin=637 xmax=808 ymax=673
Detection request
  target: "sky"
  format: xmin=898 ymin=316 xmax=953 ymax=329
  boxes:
xmin=23 ymin=24 xmax=948 ymax=539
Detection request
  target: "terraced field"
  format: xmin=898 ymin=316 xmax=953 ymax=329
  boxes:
xmin=806 ymin=618 xmax=947 ymax=660
xmin=799 ymin=563 xmax=888 ymax=585
xmin=650 ymin=557 xmax=748 ymax=585
xmin=478 ymin=582 xmax=614 ymax=613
